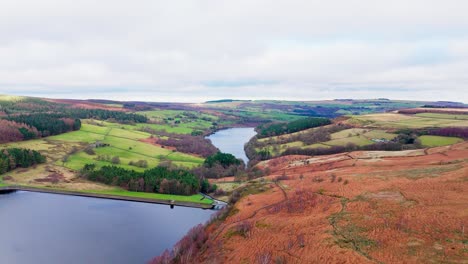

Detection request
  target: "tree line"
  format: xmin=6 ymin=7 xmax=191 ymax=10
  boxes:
xmin=64 ymin=108 xmax=147 ymax=123
xmin=0 ymin=120 xmax=41 ymax=144
xmin=80 ymin=164 xmax=215 ymax=195
xmin=8 ymin=114 xmax=81 ymax=137
xmin=256 ymin=117 xmax=331 ymax=138
xmin=0 ymin=148 xmax=46 ymax=174
xmin=0 ymin=107 xmax=149 ymax=144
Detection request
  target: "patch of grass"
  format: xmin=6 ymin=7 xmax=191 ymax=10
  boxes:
xmin=415 ymin=113 xmax=468 ymax=120
xmin=324 ymin=135 xmax=373 ymax=147
xmin=85 ymin=188 xmax=213 ymax=204
xmin=303 ymin=143 xmax=331 ymax=149
xmin=329 ymin=198 xmax=377 ymax=259
xmin=331 ymin=128 xmax=368 ymax=139
xmin=228 ymin=207 xmax=240 ymax=217
xmin=49 ymin=130 xmax=105 ymax=143
xmin=108 ymin=128 xmax=150 ymax=140
xmin=362 ymin=130 xmax=397 ymax=140
xmin=255 ymin=221 xmax=271 ymax=229
xmin=419 ymin=135 xmax=464 ymax=147
xmin=0 ymin=139 xmax=53 ymax=151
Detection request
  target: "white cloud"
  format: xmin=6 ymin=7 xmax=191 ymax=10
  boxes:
xmin=0 ymin=0 xmax=467 ymax=102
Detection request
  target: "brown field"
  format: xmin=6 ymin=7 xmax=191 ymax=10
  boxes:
xmin=198 ymin=142 xmax=468 ymax=263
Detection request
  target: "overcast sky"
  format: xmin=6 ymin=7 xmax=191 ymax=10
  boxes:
xmin=1 ymin=0 xmax=467 ymax=102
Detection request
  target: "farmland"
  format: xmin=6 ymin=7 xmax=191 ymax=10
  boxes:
xmin=0 ymin=116 xmax=207 ymax=204
xmin=50 ymin=122 xmax=204 ymax=171
xmin=419 ymin=135 xmax=464 ymax=147
xmin=347 ymin=112 xmax=468 ymax=129
xmin=256 ymin=128 xmax=398 ymax=155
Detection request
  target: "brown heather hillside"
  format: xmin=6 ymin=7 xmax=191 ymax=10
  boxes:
xmin=197 ymin=142 xmax=468 ymax=263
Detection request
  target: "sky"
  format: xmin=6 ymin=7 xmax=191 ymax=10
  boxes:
xmin=0 ymin=0 xmax=467 ymax=103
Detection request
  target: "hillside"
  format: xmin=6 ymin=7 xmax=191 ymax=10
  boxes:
xmin=195 ymin=142 xmax=468 ymax=263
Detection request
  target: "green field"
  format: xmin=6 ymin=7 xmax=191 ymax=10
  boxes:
xmin=324 ymin=135 xmax=373 ymax=147
xmin=419 ymin=135 xmax=464 ymax=147
xmin=137 ymin=110 xmax=220 ymax=134
xmin=415 ymin=113 xmax=468 ymax=120
xmin=303 ymin=143 xmax=331 ymax=149
xmin=84 ymin=189 xmax=213 ymax=205
xmin=50 ymin=123 xmax=204 ymax=171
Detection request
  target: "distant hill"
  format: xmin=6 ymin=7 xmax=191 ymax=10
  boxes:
xmin=205 ymin=99 xmax=250 ymax=103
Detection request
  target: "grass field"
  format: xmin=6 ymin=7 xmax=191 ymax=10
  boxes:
xmin=419 ymin=135 xmax=464 ymax=147
xmin=0 ymin=118 xmax=210 ymax=205
xmin=84 ymin=189 xmax=213 ymax=204
xmin=52 ymin=123 xmax=204 ymax=171
xmin=0 ymin=182 xmax=212 ymax=205
xmin=324 ymin=135 xmax=373 ymax=146
xmin=415 ymin=113 xmax=468 ymax=120
xmin=137 ymin=110 xmax=220 ymax=134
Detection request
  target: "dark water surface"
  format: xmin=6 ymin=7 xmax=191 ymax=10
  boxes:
xmin=0 ymin=191 xmax=213 ymax=264
xmin=207 ymin=127 xmax=256 ymax=164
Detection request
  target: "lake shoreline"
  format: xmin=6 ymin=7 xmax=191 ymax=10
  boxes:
xmin=206 ymin=127 xmax=257 ymax=165
xmin=0 ymin=186 xmax=214 ymax=209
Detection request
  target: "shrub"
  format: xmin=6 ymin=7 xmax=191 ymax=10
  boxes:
xmin=235 ymin=221 xmax=253 ymax=238
xmin=229 ymin=190 xmax=241 ymax=204
xmin=111 ymin=156 xmax=120 ymax=164
xmin=84 ymin=147 xmax=95 ymax=155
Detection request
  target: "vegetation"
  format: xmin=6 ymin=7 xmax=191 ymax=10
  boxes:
xmin=427 ymin=127 xmax=468 ymax=138
xmin=204 ymin=152 xmax=241 ymax=168
xmin=155 ymin=133 xmax=218 ymax=157
xmin=0 ymin=148 xmax=46 ymax=174
xmin=256 ymin=117 xmax=331 ymax=138
xmin=419 ymin=135 xmax=463 ymax=147
xmin=66 ymin=108 xmax=147 ymax=123
xmin=0 ymin=119 xmax=40 ymax=143
xmin=5 ymin=114 xmax=80 ymax=138
xmin=54 ymin=123 xmax=204 ymax=171
xmin=84 ymin=189 xmax=212 ymax=204
xmin=80 ymin=164 xmax=214 ymax=195
xmin=348 ymin=112 xmax=468 ymax=129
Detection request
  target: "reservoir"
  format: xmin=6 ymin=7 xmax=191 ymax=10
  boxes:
xmin=207 ymin=127 xmax=256 ymax=164
xmin=0 ymin=191 xmax=213 ymax=264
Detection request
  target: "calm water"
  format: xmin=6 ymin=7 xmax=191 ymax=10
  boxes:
xmin=0 ymin=191 xmax=213 ymax=264
xmin=207 ymin=127 xmax=256 ymax=164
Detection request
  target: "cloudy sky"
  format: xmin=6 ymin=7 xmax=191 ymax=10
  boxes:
xmin=1 ymin=0 xmax=467 ymax=102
